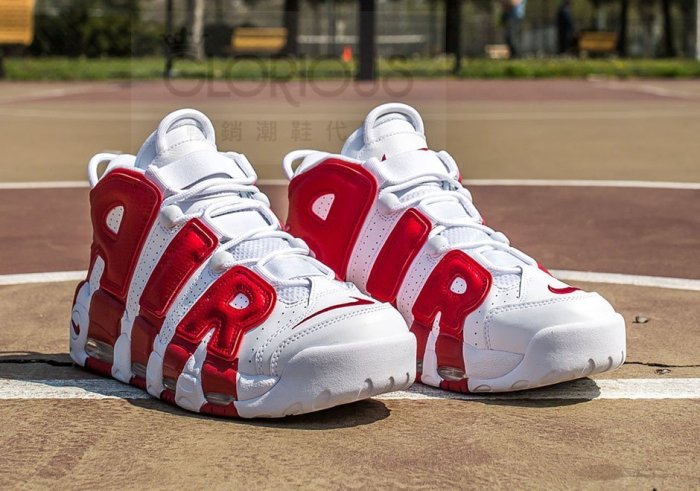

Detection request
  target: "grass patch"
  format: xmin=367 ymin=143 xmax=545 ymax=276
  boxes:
xmin=4 ymin=56 xmax=700 ymax=81
xmin=456 ymin=58 xmax=700 ymax=79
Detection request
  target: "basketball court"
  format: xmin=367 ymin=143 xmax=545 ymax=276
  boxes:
xmin=0 ymin=79 xmax=698 ymax=488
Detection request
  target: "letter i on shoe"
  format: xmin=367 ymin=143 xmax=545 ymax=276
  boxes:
xmin=282 ymin=102 xmax=626 ymax=393
xmin=70 ymin=108 xmax=416 ymax=418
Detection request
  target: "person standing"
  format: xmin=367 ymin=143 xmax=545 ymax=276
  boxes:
xmin=502 ymin=0 xmax=527 ymax=58
xmin=557 ymin=0 xmax=576 ymax=54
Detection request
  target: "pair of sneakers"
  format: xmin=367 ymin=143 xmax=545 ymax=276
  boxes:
xmin=70 ymin=103 xmax=626 ymax=418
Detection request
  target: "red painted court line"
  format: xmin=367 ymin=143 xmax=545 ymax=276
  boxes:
xmin=0 ymin=185 xmax=698 ymax=279
xmin=0 ymin=188 xmax=92 ymax=275
xmin=469 ymin=185 xmax=700 ymax=280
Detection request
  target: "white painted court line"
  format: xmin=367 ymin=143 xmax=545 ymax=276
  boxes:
xmin=2 ymin=269 xmax=699 ymax=291
xmin=0 ymin=379 xmax=150 ymax=400
xmin=596 ymin=80 xmax=700 ymax=101
xmin=380 ymin=378 xmax=700 ymax=401
xmin=2 ymin=179 xmax=699 ymax=190
xmin=0 ymin=85 xmax=122 ymax=105
xmin=0 ymin=271 xmax=87 ymax=286
xmin=0 ymin=181 xmax=90 ymax=189
xmin=550 ymin=270 xmax=700 ymax=292
xmin=0 ymin=378 xmax=697 ymax=401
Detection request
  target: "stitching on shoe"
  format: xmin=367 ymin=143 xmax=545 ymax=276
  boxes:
xmin=268 ymin=303 xmax=388 ymax=376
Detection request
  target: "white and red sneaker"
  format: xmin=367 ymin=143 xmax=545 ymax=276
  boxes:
xmin=70 ymin=109 xmax=415 ymax=418
xmin=282 ymin=102 xmax=626 ymax=393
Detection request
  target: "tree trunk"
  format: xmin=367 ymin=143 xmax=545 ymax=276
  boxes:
xmin=186 ymin=0 xmax=205 ymax=60
xmin=283 ymin=0 xmax=300 ymax=56
xmin=445 ymin=0 xmax=459 ymax=54
xmin=680 ymin=0 xmax=695 ymax=56
xmin=357 ymin=0 xmax=376 ymax=81
xmin=452 ymin=0 xmax=462 ymax=73
xmin=696 ymin=0 xmax=700 ymax=59
xmin=164 ymin=0 xmax=174 ymax=78
xmin=591 ymin=0 xmax=601 ymax=30
xmin=662 ymin=0 xmax=676 ymax=57
xmin=617 ymin=0 xmax=629 ymax=57
xmin=428 ymin=0 xmax=437 ymax=56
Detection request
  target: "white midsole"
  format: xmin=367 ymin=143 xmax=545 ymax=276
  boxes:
xmin=420 ymin=314 xmax=627 ymax=393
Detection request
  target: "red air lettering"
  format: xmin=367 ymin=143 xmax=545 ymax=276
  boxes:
xmin=89 ymin=169 xmax=162 ymax=299
xmin=366 ymin=208 xmax=431 ymax=303
xmin=86 ymin=169 xmax=161 ymax=375
xmin=286 ymin=158 xmax=376 ymax=279
xmin=162 ymin=266 xmax=276 ymax=415
xmin=130 ymin=219 xmax=218 ymax=386
xmin=410 ymin=250 xmax=491 ymax=389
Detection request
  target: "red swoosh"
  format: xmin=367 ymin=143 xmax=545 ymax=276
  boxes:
xmin=548 ymin=285 xmax=580 ymax=295
xmin=292 ymin=297 xmax=374 ymax=329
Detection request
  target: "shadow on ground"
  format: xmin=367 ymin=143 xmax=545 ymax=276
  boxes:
xmin=0 ymin=352 xmax=610 ymax=417
xmin=476 ymin=378 xmax=602 ymax=408
xmin=129 ymin=397 xmax=391 ymax=430
xmin=0 ymin=351 xmax=391 ymax=429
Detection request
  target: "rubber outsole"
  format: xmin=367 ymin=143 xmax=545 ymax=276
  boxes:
xmin=235 ymin=333 xmax=417 ymax=418
xmin=418 ymin=314 xmax=626 ymax=393
xmin=468 ymin=314 xmax=627 ymax=392
xmin=73 ymin=328 xmax=416 ymax=419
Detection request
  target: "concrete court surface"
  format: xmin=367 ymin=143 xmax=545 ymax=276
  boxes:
xmin=1 ymin=79 xmax=700 ymax=183
xmin=0 ymin=79 xmax=698 ymax=489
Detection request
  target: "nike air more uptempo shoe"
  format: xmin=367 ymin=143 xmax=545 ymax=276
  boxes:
xmin=70 ymin=109 xmax=415 ymax=418
xmin=282 ymin=102 xmax=626 ymax=393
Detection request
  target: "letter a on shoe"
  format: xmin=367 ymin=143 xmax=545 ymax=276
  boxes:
xmin=282 ymin=103 xmax=626 ymax=393
xmin=70 ymin=108 xmax=415 ymax=418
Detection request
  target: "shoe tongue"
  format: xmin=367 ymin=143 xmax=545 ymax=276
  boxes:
xmin=344 ymin=104 xmax=527 ymax=271
xmin=341 ymin=103 xmax=427 ymax=161
xmin=137 ymin=109 xmax=323 ymax=281
xmin=135 ymin=113 xmax=248 ymax=188
xmin=135 ymin=109 xmax=261 ymax=228
xmin=135 ymin=119 xmax=212 ymax=169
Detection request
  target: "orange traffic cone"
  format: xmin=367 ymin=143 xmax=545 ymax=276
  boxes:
xmin=342 ymin=46 xmax=352 ymax=63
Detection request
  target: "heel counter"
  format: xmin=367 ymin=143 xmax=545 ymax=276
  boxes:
xmin=286 ymin=158 xmax=377 ymax=279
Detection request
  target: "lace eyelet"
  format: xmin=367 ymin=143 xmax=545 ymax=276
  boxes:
xmin=160 ymin=205 xmax=184 ymax=229
xmin=378 ymin=193 xmax=400 ymax=216
xmin=210 ymin=250 xmax=233 ymax=274
xmin=427 ymin=235 xmax=448 ymax=257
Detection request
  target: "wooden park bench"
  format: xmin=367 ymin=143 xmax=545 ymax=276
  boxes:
xmin=231 ymin=27 xmax=288 ymax=56
xmin=0 ymin=0 xmax=34 ymax=46
xmin=0 ymin=0 xmax=36 ymax=77
xmin=578 ymin=31 xmax=619 ymax=57
xmin=485 ymin=44 xmax=510 ymax=59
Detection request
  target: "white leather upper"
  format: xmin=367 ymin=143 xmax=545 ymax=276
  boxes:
xmin=287 ymin=103 xmax=622 ymax=363
xmin=86 ymin=108 xmax=410 ymax=402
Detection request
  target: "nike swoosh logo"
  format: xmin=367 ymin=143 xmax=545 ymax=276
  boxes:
xmin=548 ymin=285 xmax=580 ymax=294
xmin=292 ymin=297 xmax=374 ymax=329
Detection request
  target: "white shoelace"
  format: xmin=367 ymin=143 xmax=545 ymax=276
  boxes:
xmin=159 ymin=158 xmax=333 ymax=287
xmin=378 ymin=152 xmax=536 ymax=275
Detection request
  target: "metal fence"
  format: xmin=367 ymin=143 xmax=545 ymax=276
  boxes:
xmin=28 ymin=0 xmax=698 ymax=58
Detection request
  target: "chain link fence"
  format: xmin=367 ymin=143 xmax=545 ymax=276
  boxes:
xmin=25 ymin=0 xmax=698 ymax=59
